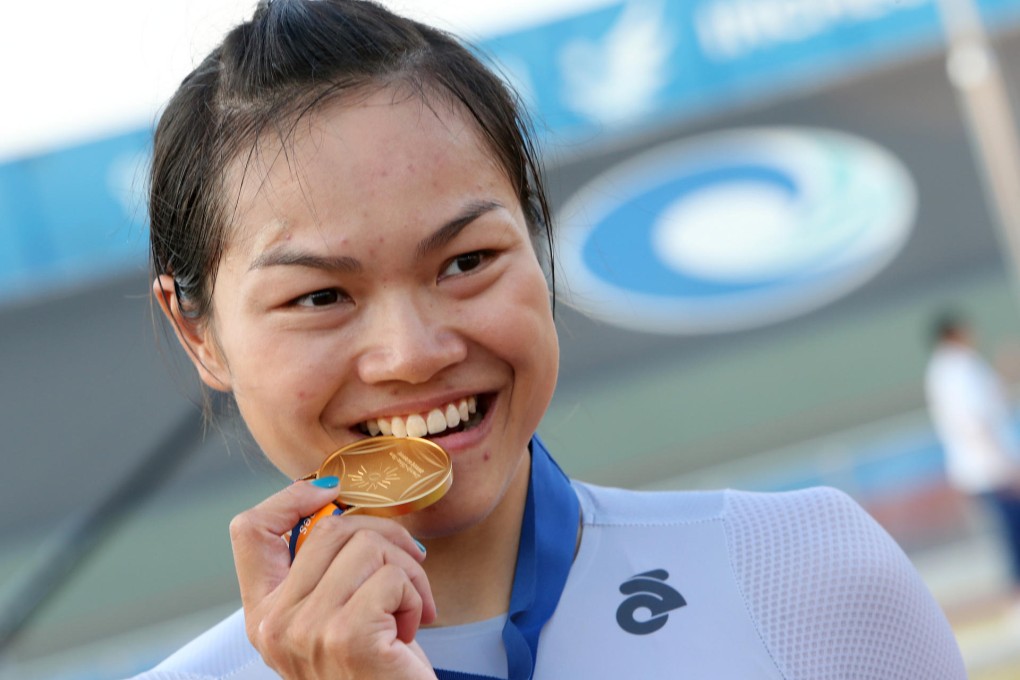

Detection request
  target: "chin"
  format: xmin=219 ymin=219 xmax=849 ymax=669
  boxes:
xmin=395 ymin=486 xmax=496 ymax=540
xmin=410 ymin=453 xmax=531 ymax=541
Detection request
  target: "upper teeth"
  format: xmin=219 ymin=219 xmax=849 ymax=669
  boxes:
xmin=364 ymin=397 xmax=477 ymax=438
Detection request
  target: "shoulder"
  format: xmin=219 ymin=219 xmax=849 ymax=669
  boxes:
xmin=572 ymin=480 xmax=869 ymax=529
xmin=573 ymin=482 xmax=965 ymax=678
xmin=572 ymin=482 xmax=896 ymax=559
xmin=718 ymin=485 xmax=910 ymax=583
xmin=721 ymin=484 xmax=868 ymax=535
xmin=927 ymin=345 xmax=984 ymax=384
xmin=126 ymin=609 xmax=271 ymax=680
xmin=721 ymin=486 xmax=967 ymax=679
xmin=572 ymin=480 xmax=727 ymax=527
xmin=718 ymin=486 xmax=926 ymax=601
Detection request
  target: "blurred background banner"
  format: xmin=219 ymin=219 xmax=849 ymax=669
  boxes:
xmin=6 ymin=0 xmax=1020 ymax=310
xmin=5 ymin=0 xmax=1020 ymax=678
xmin=484 ymin=0 xmax=1020 ymax=141
xmin=0 ymin=130 xmax=152 ymax=308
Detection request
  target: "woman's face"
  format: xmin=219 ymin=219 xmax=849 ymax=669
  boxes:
xmin=183 ymin=88 xmax=558 ymax=536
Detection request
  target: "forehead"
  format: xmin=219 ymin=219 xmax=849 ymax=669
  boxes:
xmin=221 ymin=86 xmax=508 ymax=255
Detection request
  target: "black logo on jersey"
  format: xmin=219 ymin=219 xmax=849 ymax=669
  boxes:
xmin=616 ymin=569 xmax=686 ymax=635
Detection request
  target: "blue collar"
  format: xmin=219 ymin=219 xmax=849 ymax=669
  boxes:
xmin=434 ymin=435 xmax=579 ymax=680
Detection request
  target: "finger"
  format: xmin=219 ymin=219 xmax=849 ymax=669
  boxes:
xmin=230 ymin=478 xmax=345 ymax=607
xmin=294 ymin=513 xmax=426 ymax=573
xmin=392 ymin=576 xmax=425 ymax=644
xmin=347 ymin=564 xmax=426 ymax=645
xmin=293 ymin=523 xmax=436 ymax=624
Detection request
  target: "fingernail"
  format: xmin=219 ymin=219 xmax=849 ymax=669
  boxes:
xmin=311 ymin=476 xmax=339 ymax=489
xmin=414 ymin=538 xmax=427 ymax=555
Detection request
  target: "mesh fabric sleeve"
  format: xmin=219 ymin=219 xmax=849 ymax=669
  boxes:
xmin=127 ymin=672 xmax=215 ymax=680
xmin=724 ymin=487 xmax=966 ymax=679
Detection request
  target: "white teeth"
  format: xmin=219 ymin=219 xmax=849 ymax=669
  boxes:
xmin=427 ymin=409 xmax=447 ymax=434
xmin=445 ymin=403 xmax=461 ymax=429
xmin=362 ymin=396 xmax=482 ymax=438
xmin=406 ymin=414 xmax=428 ymax=438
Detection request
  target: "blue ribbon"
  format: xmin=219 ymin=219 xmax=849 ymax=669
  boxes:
xmin=434 ymin=435 xmax=579 ymax=680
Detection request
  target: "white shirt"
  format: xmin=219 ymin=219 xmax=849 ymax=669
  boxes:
xmin=130 ymin=483 xmax=965 ymax=679
xmin=925 ymin=343 xmax=1019 ymax=493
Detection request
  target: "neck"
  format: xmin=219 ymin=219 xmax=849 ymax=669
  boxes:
xmin=421 ymin=453 xmax=531 ymax=627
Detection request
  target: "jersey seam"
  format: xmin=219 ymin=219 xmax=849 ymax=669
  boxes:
xmin=219 ymin=654 xmax=264 ymax=679
xmin=721 ymin=490 xmax=789 ymax=680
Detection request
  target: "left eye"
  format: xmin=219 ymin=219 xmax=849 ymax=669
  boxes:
xmin=440 ymin=251 xmax=491 ymax=278
xmin=294 ymin=289 xmax=343 ymax=307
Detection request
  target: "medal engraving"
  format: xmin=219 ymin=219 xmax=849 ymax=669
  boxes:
xmin=288 ymin=436 xmax=452 ymax=558
xmin=318 ymin=436 xmax=452 ymax=516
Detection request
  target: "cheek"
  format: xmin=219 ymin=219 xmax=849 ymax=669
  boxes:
xmin=480 ymin=263 xmax=559 ymax=386
xmin=227 ymin=328 xmax=331 ymax=386
xmin=226 ymin=335 xmax=342 ymax=432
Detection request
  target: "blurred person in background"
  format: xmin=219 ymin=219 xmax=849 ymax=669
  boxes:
xmin=129 ymin=1 xmax=966 ymax=678
xmin=925 ymin=311 xmax=1020 ymax=606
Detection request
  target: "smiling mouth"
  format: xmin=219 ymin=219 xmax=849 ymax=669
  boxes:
xmin=358 ymin=395 xmax=489 ymax=440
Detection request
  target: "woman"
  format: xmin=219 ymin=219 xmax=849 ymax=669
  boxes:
xmin=134 ymin=1 xmax=966 ymax=678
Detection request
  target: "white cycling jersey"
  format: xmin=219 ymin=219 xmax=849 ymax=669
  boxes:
xmin=131 ymin=482 xmax=965 ymax=679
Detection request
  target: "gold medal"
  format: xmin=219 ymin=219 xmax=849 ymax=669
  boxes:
xmin=316 ymin=436 xmax=453 ymax=516
xmin=288 ymin=437 xmax=452 ymax=559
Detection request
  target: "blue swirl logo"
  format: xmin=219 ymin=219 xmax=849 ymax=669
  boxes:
xmin=555 ymin=127 xmax=917 ymax=334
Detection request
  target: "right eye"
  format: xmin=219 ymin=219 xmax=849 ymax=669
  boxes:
xmin=293 ymin=289 xmax=346 ymax=307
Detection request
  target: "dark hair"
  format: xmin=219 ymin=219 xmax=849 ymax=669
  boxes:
xmin=149 ymin=0 xmax=553 ymax=323
xmin=930 ymin=310 xmax=968 ymax=347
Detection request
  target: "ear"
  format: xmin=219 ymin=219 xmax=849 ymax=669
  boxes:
xmin=153 ymin=275 xmax=232 ymax=392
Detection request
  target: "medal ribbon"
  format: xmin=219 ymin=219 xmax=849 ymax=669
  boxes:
xmin=434 ymin=435 xmax=579 ymax=680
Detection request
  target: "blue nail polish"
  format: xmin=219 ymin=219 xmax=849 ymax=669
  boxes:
xmin=414 ymin=538 xmax=427 ymax=554
xmin=311 ymin=476 xmax=339 ymax=489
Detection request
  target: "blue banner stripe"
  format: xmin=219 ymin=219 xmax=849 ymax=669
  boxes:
xmin=3 ymin=0 xmax=1020 ymax=305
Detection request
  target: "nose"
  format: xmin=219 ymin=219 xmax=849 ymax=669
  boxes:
xmin=356 ymin=296 xmax=468 ymax=385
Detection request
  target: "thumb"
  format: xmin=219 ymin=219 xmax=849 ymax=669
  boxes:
xmin=230 ymin=478 xmax=343 ymax=606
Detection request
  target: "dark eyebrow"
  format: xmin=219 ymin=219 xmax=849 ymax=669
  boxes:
xmin=249 ymin=250 xmax=362 ymax=273
xmin=415 ymin=199 xmax=504 ymax=259
xmin=249 ymin=199 xmax=504 ymax=272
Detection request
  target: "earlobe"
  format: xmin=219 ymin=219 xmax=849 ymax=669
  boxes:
xmin=152 ymin=275 xmax=232 ymax=392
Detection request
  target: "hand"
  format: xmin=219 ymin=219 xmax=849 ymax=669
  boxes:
xmin=229 ymin=480 xmax=438 ymax=679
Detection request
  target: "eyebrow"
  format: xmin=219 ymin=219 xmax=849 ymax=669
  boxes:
xmin=249 ymin=250 xmax=362 ymax=273
xmin=415 ymin=199 xmax=504 ymax=259
xmin=249 ymin=199 xmax=505 ymax=273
